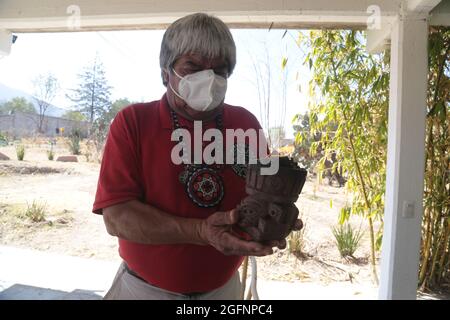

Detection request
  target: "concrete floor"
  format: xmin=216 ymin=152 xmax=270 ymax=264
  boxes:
xmin=0 ymin=245 xmax=397 ymax=300
xmin=0 ymin=245 xmax=119 ymax=300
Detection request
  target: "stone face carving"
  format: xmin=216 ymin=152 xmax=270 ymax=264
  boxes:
xmin=236 ymin=157 xmax=307 ymax=242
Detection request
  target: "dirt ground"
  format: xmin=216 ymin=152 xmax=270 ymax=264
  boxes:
xmin=0 ymin=139 xmax=380 ymax=288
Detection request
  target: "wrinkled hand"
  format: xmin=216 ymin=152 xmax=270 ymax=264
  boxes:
xmin=200 ymin=210 xmax=285 ymax=256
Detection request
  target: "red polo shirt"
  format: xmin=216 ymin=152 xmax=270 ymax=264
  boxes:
xmin=93 ymin=94 xmax=264 ymax=294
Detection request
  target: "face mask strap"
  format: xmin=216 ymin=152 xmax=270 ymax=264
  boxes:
xmin=164 ymin=67 xmax=184 ymax=101
xmin=169 ymin=81 xmax=185 ymax=101
xmin=171 ymin=68 xmax=183 ymax=80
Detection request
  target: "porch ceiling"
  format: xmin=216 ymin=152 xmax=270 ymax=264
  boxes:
xmin=0 ymin=0 xmax=405 ymax=32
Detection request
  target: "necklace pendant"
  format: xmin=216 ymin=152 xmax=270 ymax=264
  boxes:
xmin=186 ymin=167 xmax=224 ymax=208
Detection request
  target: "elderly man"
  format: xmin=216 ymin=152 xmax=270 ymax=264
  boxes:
xmin=93 ymin=13 xmax=299 ymax=300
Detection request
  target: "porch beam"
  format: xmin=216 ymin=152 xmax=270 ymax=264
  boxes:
xmin=367 ymin=0 xmax=442 ymax=54
xmin=407 ymin=0 xmax=442 ymax=13
xmin=0 ymin=0 xmax=401 ymax=32
xmin=430 ymin=0 xmax=450 ymax=26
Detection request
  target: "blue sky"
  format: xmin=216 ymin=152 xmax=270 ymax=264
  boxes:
xmin=0 ymin=29 xmax=310 ymax=138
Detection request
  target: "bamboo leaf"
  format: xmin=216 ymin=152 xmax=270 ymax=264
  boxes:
xmin=281 ymin=57 xmax=288 ymax=70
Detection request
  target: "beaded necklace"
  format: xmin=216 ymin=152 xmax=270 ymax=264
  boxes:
xmin=171 ymin=109 xmax=225 ymax=208
xmin=170 ymin=109 xmax=251 ymax=208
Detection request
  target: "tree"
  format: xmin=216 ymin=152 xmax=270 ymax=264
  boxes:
xmin=0 ymin=97 xmax=36 ymax=115
xmin=108 ymin=98 xmax=132 ymax=122
xmin=292 ymin=112 xmax=320 ymax=169
xmin=32 ymin=73 xmax=59 ymax=133
xmin=67 ymin=56 xmax=112 ymax=124
xmin=247 ymin=37 xmax=290 ymax=150
xmin=419 ymin=27 xmax=450 ymax=291
xmin=293 ymin=112 xmax=344 ymax=185
xmin=299 ymin=30 xmax=390 ymax=284
xmin=98 ymin=98 xmax=133 ymax=139
xmin=62 ymin=110 xmax=87 ymax=122
xmin=87 ymin=97 xmax=135 ymax=162
xmin=300 ymin=28 xmax=450 ymax=292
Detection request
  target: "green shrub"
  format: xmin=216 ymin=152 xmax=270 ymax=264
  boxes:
xmin=68 ymin=129 xmax=82 ymax=155
xmin=47 ymin=150 xmax=54 ymax=160
xmin=47 ymin=139 xmax=56 ymax=160
xmin=25 ymin=200 xmax=47 ymax=223
xmin=332 ymin=223 xmax=364 ymax=258
xmin=16 ymin=145 xmax=25 ymax=161
xmin=0 ymin=132 xmax=8 ymax=146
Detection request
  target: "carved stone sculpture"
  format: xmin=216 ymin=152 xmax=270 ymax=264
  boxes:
xmin=236 ymin=157 xmax=307 ymax=242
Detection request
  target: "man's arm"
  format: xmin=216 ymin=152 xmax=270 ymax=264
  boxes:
xmin=103 ymin=200 xmax=278 ymax=256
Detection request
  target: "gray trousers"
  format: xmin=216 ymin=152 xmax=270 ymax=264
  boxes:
xmin=104 ymin=262 xmax=242 ymax=300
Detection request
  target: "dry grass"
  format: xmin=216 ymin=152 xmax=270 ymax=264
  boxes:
xmin=0 ymin=163 xmax=67 ymax=175
xmin=25 ymin=200 xmax=47 ymax=223
xmin=0 ymin=202 xmax=74 ymax=244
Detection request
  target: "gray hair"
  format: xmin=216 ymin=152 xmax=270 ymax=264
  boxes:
xmin=159 ymin=13 xmax=236 ymax=86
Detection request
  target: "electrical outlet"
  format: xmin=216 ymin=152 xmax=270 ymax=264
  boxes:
xmin=402 ymin=201 xmax=415 ymax=219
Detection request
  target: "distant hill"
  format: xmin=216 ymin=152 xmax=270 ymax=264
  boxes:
xmin=0 ymin=82 xmax=66 ymax=117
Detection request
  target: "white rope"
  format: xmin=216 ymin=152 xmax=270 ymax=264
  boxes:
xmin=249 ymin=256 xmax=259 ymax=300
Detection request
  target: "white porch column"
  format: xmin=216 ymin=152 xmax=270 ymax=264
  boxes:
xmin=379 ymin=15 xmax=428 ymax=300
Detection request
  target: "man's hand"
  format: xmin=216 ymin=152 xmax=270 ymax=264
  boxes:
xmin=200 ymin=210 xmax=285 ymax=256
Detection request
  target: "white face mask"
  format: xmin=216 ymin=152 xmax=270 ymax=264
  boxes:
xmin=169 ymin=68 xmax=227 ymax=112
